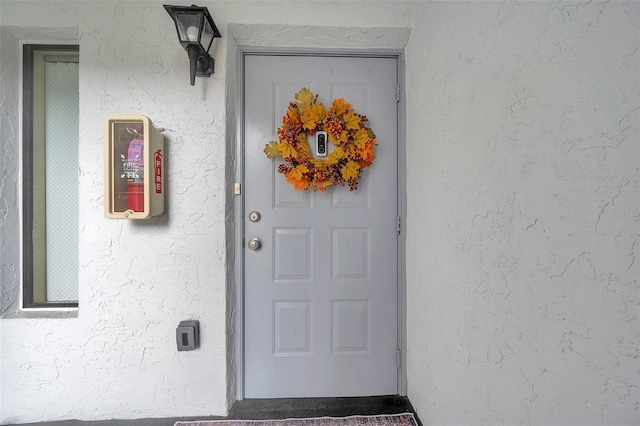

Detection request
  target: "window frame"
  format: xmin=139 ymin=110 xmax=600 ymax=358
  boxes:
xmin=21 ymin=43 xmax=80 ymax=310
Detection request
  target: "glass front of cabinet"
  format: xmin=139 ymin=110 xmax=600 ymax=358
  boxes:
xmin=110 ymin=121 xmax=145 ymax=213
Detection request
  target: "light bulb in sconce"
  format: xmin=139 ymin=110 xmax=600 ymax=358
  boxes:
xmin=186 ymin=26 xmax=199 ymax=41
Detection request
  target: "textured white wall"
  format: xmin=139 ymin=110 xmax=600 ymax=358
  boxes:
xmin=0 ymin=28 xmax=21 ymax=314
xmin=405 ymin=2 xmax=639 ymax=425
xmin=0 ymin=1 xmax=414 ymax=423
xmin=1 ymin=2 xmax=231 ymax=422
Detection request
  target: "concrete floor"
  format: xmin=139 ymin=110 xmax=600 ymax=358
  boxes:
xmin=10 ymin=396 xmax=420 ymax=426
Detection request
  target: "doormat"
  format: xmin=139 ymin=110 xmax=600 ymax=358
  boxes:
xmin=175 ymin=413 xmax=418 ymax=426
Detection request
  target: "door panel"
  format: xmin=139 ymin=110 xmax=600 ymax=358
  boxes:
xmin=244 ymin=55 xmax=398 ymax=397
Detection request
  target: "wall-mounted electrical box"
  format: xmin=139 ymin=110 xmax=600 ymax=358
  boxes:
xmin=104 ymin=114 xmax=164 ymax=219
xmin=176 ymin=320 xmax=200 ymax=351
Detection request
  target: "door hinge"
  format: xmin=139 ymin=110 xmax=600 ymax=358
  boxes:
xmin=396 ymin=216 xmax=401 ymax=235
xmin=396 ymin=84 xmax=401 ymax=102
xmin=397 ymin=348 xmax=402 ymax=369
xmin=234 ymin=182 xmax=241 ymax=195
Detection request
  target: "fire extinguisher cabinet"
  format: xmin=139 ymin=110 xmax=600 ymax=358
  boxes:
xmin=104 ymin=114 xmax=164 ymax=219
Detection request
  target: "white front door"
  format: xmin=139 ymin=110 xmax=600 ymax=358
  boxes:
xmin=243 ymin=54 xmax=399 ymax=398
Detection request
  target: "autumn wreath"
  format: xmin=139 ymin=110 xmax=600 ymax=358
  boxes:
xmin=263 ymin=88 xmax=377 ymax=192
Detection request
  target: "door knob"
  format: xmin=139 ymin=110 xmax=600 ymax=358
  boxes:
xmin=248 ymin=238 xmax=262 ymax=251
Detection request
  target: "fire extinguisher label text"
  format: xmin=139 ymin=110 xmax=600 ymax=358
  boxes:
xmin=154 ymin=150 xmax=163 ymax=194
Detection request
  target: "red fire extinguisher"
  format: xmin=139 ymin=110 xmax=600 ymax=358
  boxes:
xmin=126 ymin=137 xmax=144 ymax=212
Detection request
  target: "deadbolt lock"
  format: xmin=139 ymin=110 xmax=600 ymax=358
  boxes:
xmin=249 ymin=211 xmax=261 ymax=222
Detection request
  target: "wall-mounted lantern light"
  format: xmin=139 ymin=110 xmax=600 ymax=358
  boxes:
xmin=164 ymin=4 xmax=222 ymax=86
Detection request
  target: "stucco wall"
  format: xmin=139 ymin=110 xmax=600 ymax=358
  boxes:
xmin=0 ymin=28 xmax=20 ymax=315
xmin=0 ymin=1 xmax=414 ymax=423
xmin=1 ymin=2 xmax=231 ymax=422
xmin=405 ymin=1 xmax=639 ymax=425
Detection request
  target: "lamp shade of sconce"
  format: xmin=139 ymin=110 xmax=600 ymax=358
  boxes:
xmin=164 ymin=4 xmax=222 ymax=85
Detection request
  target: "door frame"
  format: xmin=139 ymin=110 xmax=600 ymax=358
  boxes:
xmin=234 ymin=46 xmax=407 ymax=400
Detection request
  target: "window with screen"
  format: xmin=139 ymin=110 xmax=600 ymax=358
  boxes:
xmin=22 ymin=44 xmax=79 ymax=308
